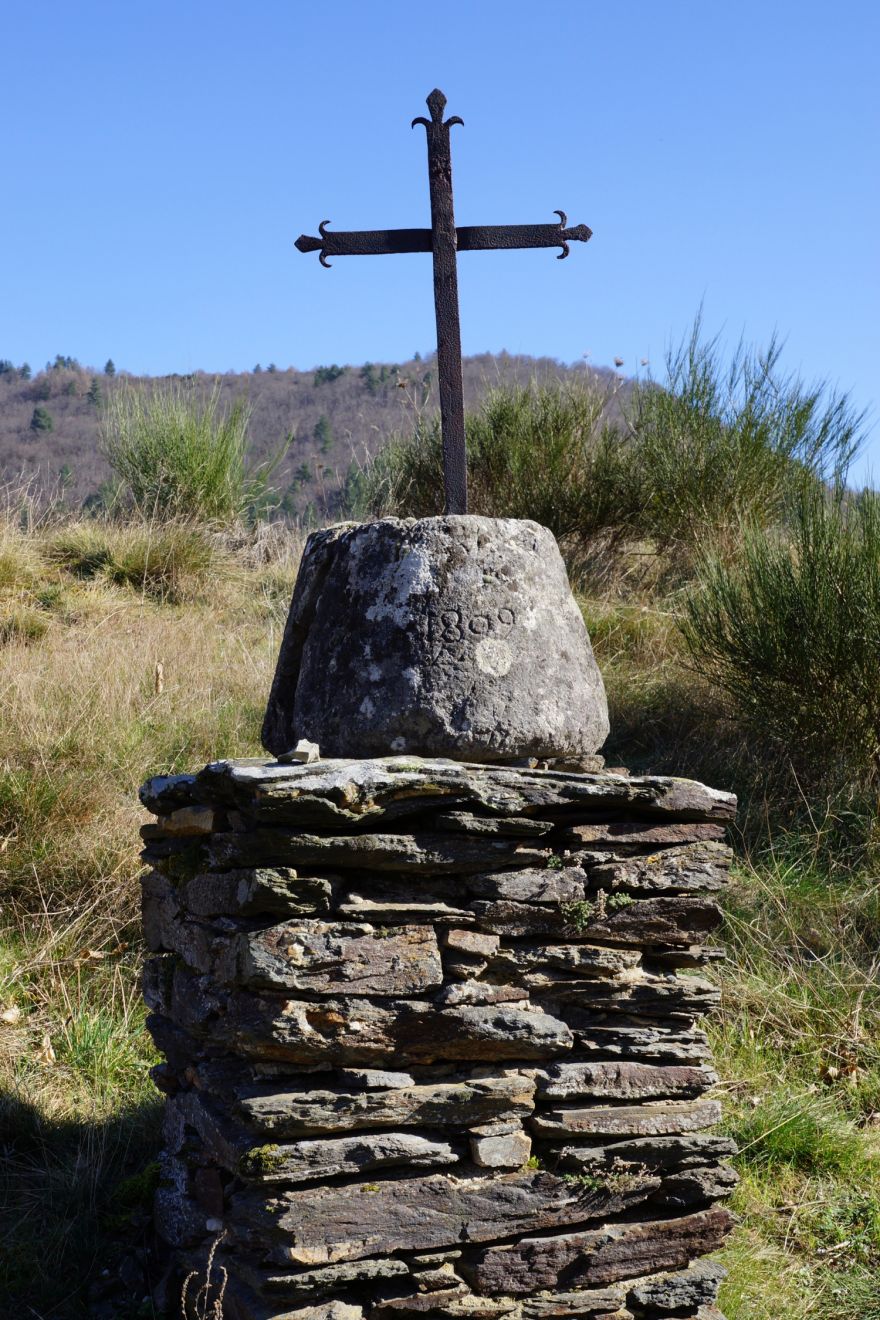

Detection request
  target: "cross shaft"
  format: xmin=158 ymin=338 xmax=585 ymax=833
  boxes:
xmin=295 ymin=89 xmax=592 ymax=515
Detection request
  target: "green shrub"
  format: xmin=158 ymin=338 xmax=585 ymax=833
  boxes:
xmin=361 ymin=319 xmax=863 ymax=580
xmin=626 ymin=320 xmax=862 ymax=554
xmin=359 ymin=379 xmax=624 ymax=578
xmin=681 ymin=486 xmax=880 ymax=785
xmin=100 ymin=382 xmax=287 ymax=525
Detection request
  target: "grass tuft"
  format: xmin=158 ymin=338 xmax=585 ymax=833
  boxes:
xmin=100 ymin=380 xmax=288 ymax=525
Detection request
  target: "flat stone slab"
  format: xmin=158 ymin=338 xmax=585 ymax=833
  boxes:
xmin=464 ymin=1207 xmax=733 ymax=1294
xmin=537 ymin=1062 xmax=718 ymax=1102
xmin=528 ymin=1098 xmax=722 ymax=1139
xmin=231 ymin=1170 xmax=658 ymax=1265
xmin=142 ymin=756 xmax=736 ymax=829
xmin=235 ymin=1073 xmax=536 ymax=1138
xmin=260 ymin=517 xmax=610 ymax=762
xmin=148 ymin=963 xmax=574 ymax=1066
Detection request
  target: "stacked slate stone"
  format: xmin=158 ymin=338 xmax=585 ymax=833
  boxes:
xmin=141 ymin=754 xmax=738 ymax=1320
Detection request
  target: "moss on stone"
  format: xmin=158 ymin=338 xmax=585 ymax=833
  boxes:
xmin=241 ymin=1143 xmax=285 ymax=1176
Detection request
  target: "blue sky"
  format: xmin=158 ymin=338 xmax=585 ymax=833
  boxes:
xmin=2 ymin=1 xmax=878 ymax=470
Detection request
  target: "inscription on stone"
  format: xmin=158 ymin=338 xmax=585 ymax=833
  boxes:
xmin=263 ymin=517 xmax=608 ymax=762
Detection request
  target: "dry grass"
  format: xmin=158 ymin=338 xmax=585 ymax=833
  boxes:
xmin=1 ymin=508 xmax=879 ymax=1317
xmin=0 ymin=510 xmax=303 ymax=1315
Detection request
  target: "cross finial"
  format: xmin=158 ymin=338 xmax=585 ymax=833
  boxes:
xmin=412 ymin=88 xmax=463 ymax=133
xmin=426 ymin=88 xmax=446 ymax=120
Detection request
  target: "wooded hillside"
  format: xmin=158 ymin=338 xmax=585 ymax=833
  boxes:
xmin=0 ymin=354 xmax=623 ymax=517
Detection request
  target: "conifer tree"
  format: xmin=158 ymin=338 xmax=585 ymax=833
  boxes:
xmin=30 ymin=405 xmax=53 ymax=431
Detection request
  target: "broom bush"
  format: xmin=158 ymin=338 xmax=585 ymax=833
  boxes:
xmin=681 ymin=485 xmax=880 ymax=785
xmin=101 ymin=381 xmax=286 ymax=525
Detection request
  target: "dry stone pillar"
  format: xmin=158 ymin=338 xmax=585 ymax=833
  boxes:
xmin=141 ymin=518 xmax=737 ymax=1320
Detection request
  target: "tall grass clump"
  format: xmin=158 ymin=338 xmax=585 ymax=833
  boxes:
xmin=682 ymin=485 xmax=880 ymax=788
xmin=627 ymin=318 xmax=863 ymax=556
xmin=101 ymin=381 xmax=286 ymax=525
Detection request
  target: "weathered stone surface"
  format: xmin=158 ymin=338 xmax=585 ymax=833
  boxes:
xmin=625 ymin=1260 xmax=725 ymax=1313
xmin=172 ymin=972 xmax=573 ymax=1065
xmin=538 ymin=1063 xmax=718 ymax=1102
xmin=140 ymin=753 xmax=735 ymax=1315
xmin=520 ymin=1289 xmax=629 ymax=1319
xmin=261 ymin=518 xmax=610 ymax=762
xmin=555 ymin=823 xmax=726 ymax=849
xmin=337 ymin=1068 xmax=416 ymax=1090
xmin=141 ymin=836 xmax=207 ymax=882
xmin=140 ymin=771 xmax=201 ymax=815
xmin=208 ymin=828 xmax=550 ymax=876
xmin=433 ymin=812 xmax=556 ymax=838
xmin=470 ymin=1129 xmax=532 ymax=1169
xmin=489 ymin=944 xmax=641 ymax=985
xmin=469 ymin=897 xmax=721 ymax=945
xmin=158 ymin=804 xmax=217 ymax=836
xmin=466 ymin=902 xmax=572 ymax=940
xmin=153 ymin=1152 xmax=208 ymax=1248
xmin=649 ymin=1164 xmax=739 ymax=1209
xmin=338 ymin=879 xmax=474 ymax=925
xmin=566 ymin=898 xmax=723 ymax=948
xmin=242 ymin=1258 xmax=410 ymax=1302
xmin=238 ymin=1131 xmax=459 ymax=1183
xmin=541 ymin=975 xmax=721 ymax=1020
xmin=564 ymin=1024 xmax=712 ymax=1065
xmin=555 ymin=1135 xmax=738 ymax=1174
xmin=437 ymin=982 xmax=528 ymax=1007
xmin=588 ymin=844 xmax=732 ymax=897
xmin=232 ymin=1170 xmax=657 ymax=1265
xmin=174 ymin=757 xmax=735 ymax=830
xmin=374 ymin=1293 xmax=519 ymax=1320
xmin=225 ymin=1282 xmax=366 ymax=1320
xmin=529 ymin=1100 xmax=722 ymax=1140
xmin=236 ymin=1074 xmax=536 ymax=1137
xmin=142 ymin=870 xmax=181 ymax=952
xmin=238 ymin=921 xmax=444 ymax=996
xmin=182 ymin=868 xmax=335 ymax=917
xmin=445 ymin=930 xmax=500 ymax=958
xmin=147 ymin=911 xmax=444 ymax=996
xmin=370 ymin=1286 xmax=471 ymax=1316
xmin=467 ymin=868 xmax=590 ymax=905
xmin=463 ymin=1208 xmax=733 ymax=1294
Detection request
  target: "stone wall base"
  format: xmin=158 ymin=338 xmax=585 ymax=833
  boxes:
xmin=140 ymin=756 xmax=737 ymax=1320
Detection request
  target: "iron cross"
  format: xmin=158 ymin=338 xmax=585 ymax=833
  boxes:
xmin=296 ymin=89 xmax=592 ymax=515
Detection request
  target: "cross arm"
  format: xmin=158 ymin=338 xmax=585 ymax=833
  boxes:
xmin=295 ymin=211 xmax=592 ymax=266
xmin=295 ymin=220 xmax=431 ymax=265
xmin=457 ymin=212 xmax=592 ymax=260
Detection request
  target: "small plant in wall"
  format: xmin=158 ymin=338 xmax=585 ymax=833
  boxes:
xmin=561 ymin=899 xmax=595 ymax=932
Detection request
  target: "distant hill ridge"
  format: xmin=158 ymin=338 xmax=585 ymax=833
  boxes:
xmin=0 ymin=353 xmax=623 ymax=516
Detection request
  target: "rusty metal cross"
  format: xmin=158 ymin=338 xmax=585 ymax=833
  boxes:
xmin=296 ymin=89 xmax=592 ymax=515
